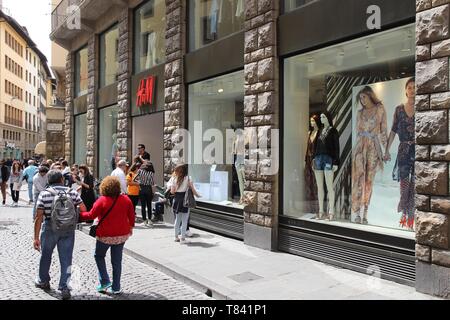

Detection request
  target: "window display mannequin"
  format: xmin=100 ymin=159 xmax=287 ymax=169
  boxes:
xmin=233 ymin=130 xmax=245 ymax=204
xmin=384 ymin=78 xmax=415 ymax=230
xmin=351 ymin=86 xmax=388 ymax=225
xmin=304 ymin=114 xmax=320 ymax=214
xmin=312 ymin=112 xmax=339 ymax=221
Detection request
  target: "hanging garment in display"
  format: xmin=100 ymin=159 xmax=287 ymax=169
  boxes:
xmin=233 ymin=131 xmax=245 ymax=204
xmin=144 ymin=32 xmax=156 ymax=69
xmin=209 ymin=0 xmax=221 ymax=35
xmin=351 ymin=95 xmax=388 ymax=224
xmin=235 ymin=0 xmax=244 ymax=17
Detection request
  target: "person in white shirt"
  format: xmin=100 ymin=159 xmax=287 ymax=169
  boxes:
xmin=111 ymin=160 xmax=128 ymax=195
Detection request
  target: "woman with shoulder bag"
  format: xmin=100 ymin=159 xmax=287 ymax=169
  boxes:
xmin=168 ymin=164 xmax=200 ymax=244
xmin=79 ymin=176 xmax=135 ymax=295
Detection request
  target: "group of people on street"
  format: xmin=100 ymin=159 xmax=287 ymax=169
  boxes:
xmin=29 ymin=143 xmax=201 ymax=299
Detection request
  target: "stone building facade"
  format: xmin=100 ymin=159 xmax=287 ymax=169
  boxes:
xmin=415 ymin=0 xmax=450 ymax=298
xmin=51 ymin=0 xmax=450 ymax=298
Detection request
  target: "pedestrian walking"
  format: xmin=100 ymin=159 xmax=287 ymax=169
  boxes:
xmin=168 ymin=164 xmax=200 ymax=244
xmin=126 ymin=158 xmax=141 ymax=214
xmin=79 ymin=176 xmax=135 ymax=295
xmin=9 ymin=162 xmax=23 ymax=207
xmin=23 ymin=160 xmax=38 ymax=204
xmin=33 ymin=170 xmax=87 ymax=300
xmin=134 ymin=161 xmax=155 ymax=227
xmin=32 ymin=166 xmax=49 ymax=219
xmin=0 ymin=160 xmax=10 ymax=206
xmin=76 ymin=165 xmax=96 ymax=211
xmin=111 ymin=160 xmax=128 ymax=195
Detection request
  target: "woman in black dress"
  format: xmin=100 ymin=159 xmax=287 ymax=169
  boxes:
xmin=78 ymin=164 xmax=96 ymax=211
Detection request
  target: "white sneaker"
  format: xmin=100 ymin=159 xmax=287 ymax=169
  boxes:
xmin=185 ymin=230 xmax=193 ymax=237
xmin=179 ymin=237 xmax=186 ymax=244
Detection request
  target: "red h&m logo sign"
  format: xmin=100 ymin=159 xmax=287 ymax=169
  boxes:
xmin=136 ymin=76 xmax=156 ymax=107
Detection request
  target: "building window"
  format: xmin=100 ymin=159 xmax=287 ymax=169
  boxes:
xmin=98 ymin=105 xmax=119 ymax=179
xmin=75 ymin=46 xmax=88 ymax=97
xmin=188 ymin=70 xmax=245 ymax=208
xmin=99 ymin=25 xmax=119 ymax=88
xmin=283 ymin=24 xmax=416 ymax=234
xmin=189 ymin=0 xmax=244 ymax=51
xmin=74 ymin=113 xmax=87 ymax=165
xmin=134 ymin=0 xmax=166 ymax=73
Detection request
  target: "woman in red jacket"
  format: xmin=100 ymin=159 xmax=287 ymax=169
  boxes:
xmin=80 ymin=176 xmax=135 ymax=295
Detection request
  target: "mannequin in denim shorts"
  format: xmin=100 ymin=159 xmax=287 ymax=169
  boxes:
xmin=312 ymin=113 xmax=340 ymax=221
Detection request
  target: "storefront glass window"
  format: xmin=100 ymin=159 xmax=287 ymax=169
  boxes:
xmin=98 ymin=105 xmax=119 ymax=179
xmin=100 ymin=25 xmax=119 ymax=88
xmin=75 ymin=47 xmax=88 ymax=97
xmin=74 ymin=113 xmax=87 ymax=165
xmin=284 ymin=0 xmax=315 ymax=12
xmin=134 ymin=0 xmax=166 ymax=73
xmin=189 ymin=0 xmax=244 ymax=51
xmin=188 ymin=70 xmax=245 ymax=209
xmin=283 ymin=24 xmax=416 ymax=236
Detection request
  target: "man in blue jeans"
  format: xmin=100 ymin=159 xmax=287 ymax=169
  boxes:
xmin=23 ymin=160 xmax=38 ymax=204
xmin=33 ymin=170 xmax=87 ymax=300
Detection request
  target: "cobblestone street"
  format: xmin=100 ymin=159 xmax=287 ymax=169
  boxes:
xmin=0 ymin=203 xmax=213 ymax=300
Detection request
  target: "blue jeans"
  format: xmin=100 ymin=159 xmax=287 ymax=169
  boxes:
xmin=313 ymin=155 xmax=333 ymax=171
xmin=38 ymin=221 xmax=75 ymax=290
xmin=28 ymin=182 xmax=33 ymax=201
xmin=174 ymin=210 xmax=190 ymax=239
xmin=94 ymin=241 xmax=125 ymax=292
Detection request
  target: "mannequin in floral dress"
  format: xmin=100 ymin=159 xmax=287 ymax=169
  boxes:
xmin=351 ymin=86 xmax=388 ymax=224
xmin=304 ymin=115 xmax=320 ymax=215
xmin=384 ymin=78 xmax=415 ymax=230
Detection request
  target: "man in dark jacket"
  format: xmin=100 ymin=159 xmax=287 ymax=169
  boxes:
xmin=0 ymin=160 xmax=11 ymax=205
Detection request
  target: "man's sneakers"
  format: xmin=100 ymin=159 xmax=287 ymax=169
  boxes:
xmin=35 ymin=280 xmax=50 ymax=291
xmin=97 ymin=283 xmax=112 ymax=294
xmin=145 ymin=220 xmax=153 ymax=227
xmin=61 ymin=288 xmax=71 ymax=300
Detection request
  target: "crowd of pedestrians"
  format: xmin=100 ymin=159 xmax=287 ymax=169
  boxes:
xmin=14 ymin=143 xmax=201 ymax=299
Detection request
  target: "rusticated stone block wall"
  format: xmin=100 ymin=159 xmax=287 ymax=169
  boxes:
xmin=415 ymin=0 xmax=450 ymax=299
xmin=243 ymin=0 xmax=279 ymax=232
xmin=86 ymin=36 xmax=97 ymax=174
xmin=117 ymin=9 xmax=131 ymax=161
xmin=64 ymin=53 xmax=73 ymax=162
xmin=163 ymin=0 xmax=185 ymax=181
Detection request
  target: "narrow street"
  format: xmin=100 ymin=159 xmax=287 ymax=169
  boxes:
xmin=0 ymin=202 xmax=212 ymax=300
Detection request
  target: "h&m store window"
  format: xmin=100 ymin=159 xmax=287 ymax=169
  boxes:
xmin=283 ymin=24 xmax=416 ymax=236
xmin=188 ymin=70 xmax=245 ymax=209
xmin=98 ymin=105 xmax=119 ymax=179
xmin=189 ymin=0 xmax=244 ymax=51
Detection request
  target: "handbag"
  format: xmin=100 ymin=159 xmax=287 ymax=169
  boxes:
xmin=183 ymin=179 xmax=196 ymax=209
xmin=89 ymin=197 xmax=118 ymax=238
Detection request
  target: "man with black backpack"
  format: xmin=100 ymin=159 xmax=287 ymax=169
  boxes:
xmin=33 ymin=170 xmax=87 ymax=300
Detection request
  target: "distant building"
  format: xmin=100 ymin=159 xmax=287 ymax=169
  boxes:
xmin=0 ymin=10 xmax=52 ymax=160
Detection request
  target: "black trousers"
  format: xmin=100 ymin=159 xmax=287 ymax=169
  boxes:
xmin=128 ymin=195 xmax=139 ymax=213
xmin=9 ymin=184 xmax=19 ymax=202
xmin=139 ymin=190 xmax=153 ymax=221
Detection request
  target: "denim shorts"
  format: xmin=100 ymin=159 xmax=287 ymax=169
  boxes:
xmin=313 ymin=155 xmax=333 ymax=171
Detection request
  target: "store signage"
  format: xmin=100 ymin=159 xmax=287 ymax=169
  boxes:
xmin=136 ymin=76 xmax=156 ymax=107
xmin=47 ymin=123 xmax=63 ymax=131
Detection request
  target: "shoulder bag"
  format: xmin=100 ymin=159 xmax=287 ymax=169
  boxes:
xmin=183 ymin=178 xmax=196 ymax=209
xmin=89 ymin=197 xmax=119 ymax=237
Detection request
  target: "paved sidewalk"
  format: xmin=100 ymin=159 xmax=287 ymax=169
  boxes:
xmin=79 ymin=215 xmax=439 ymax=300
